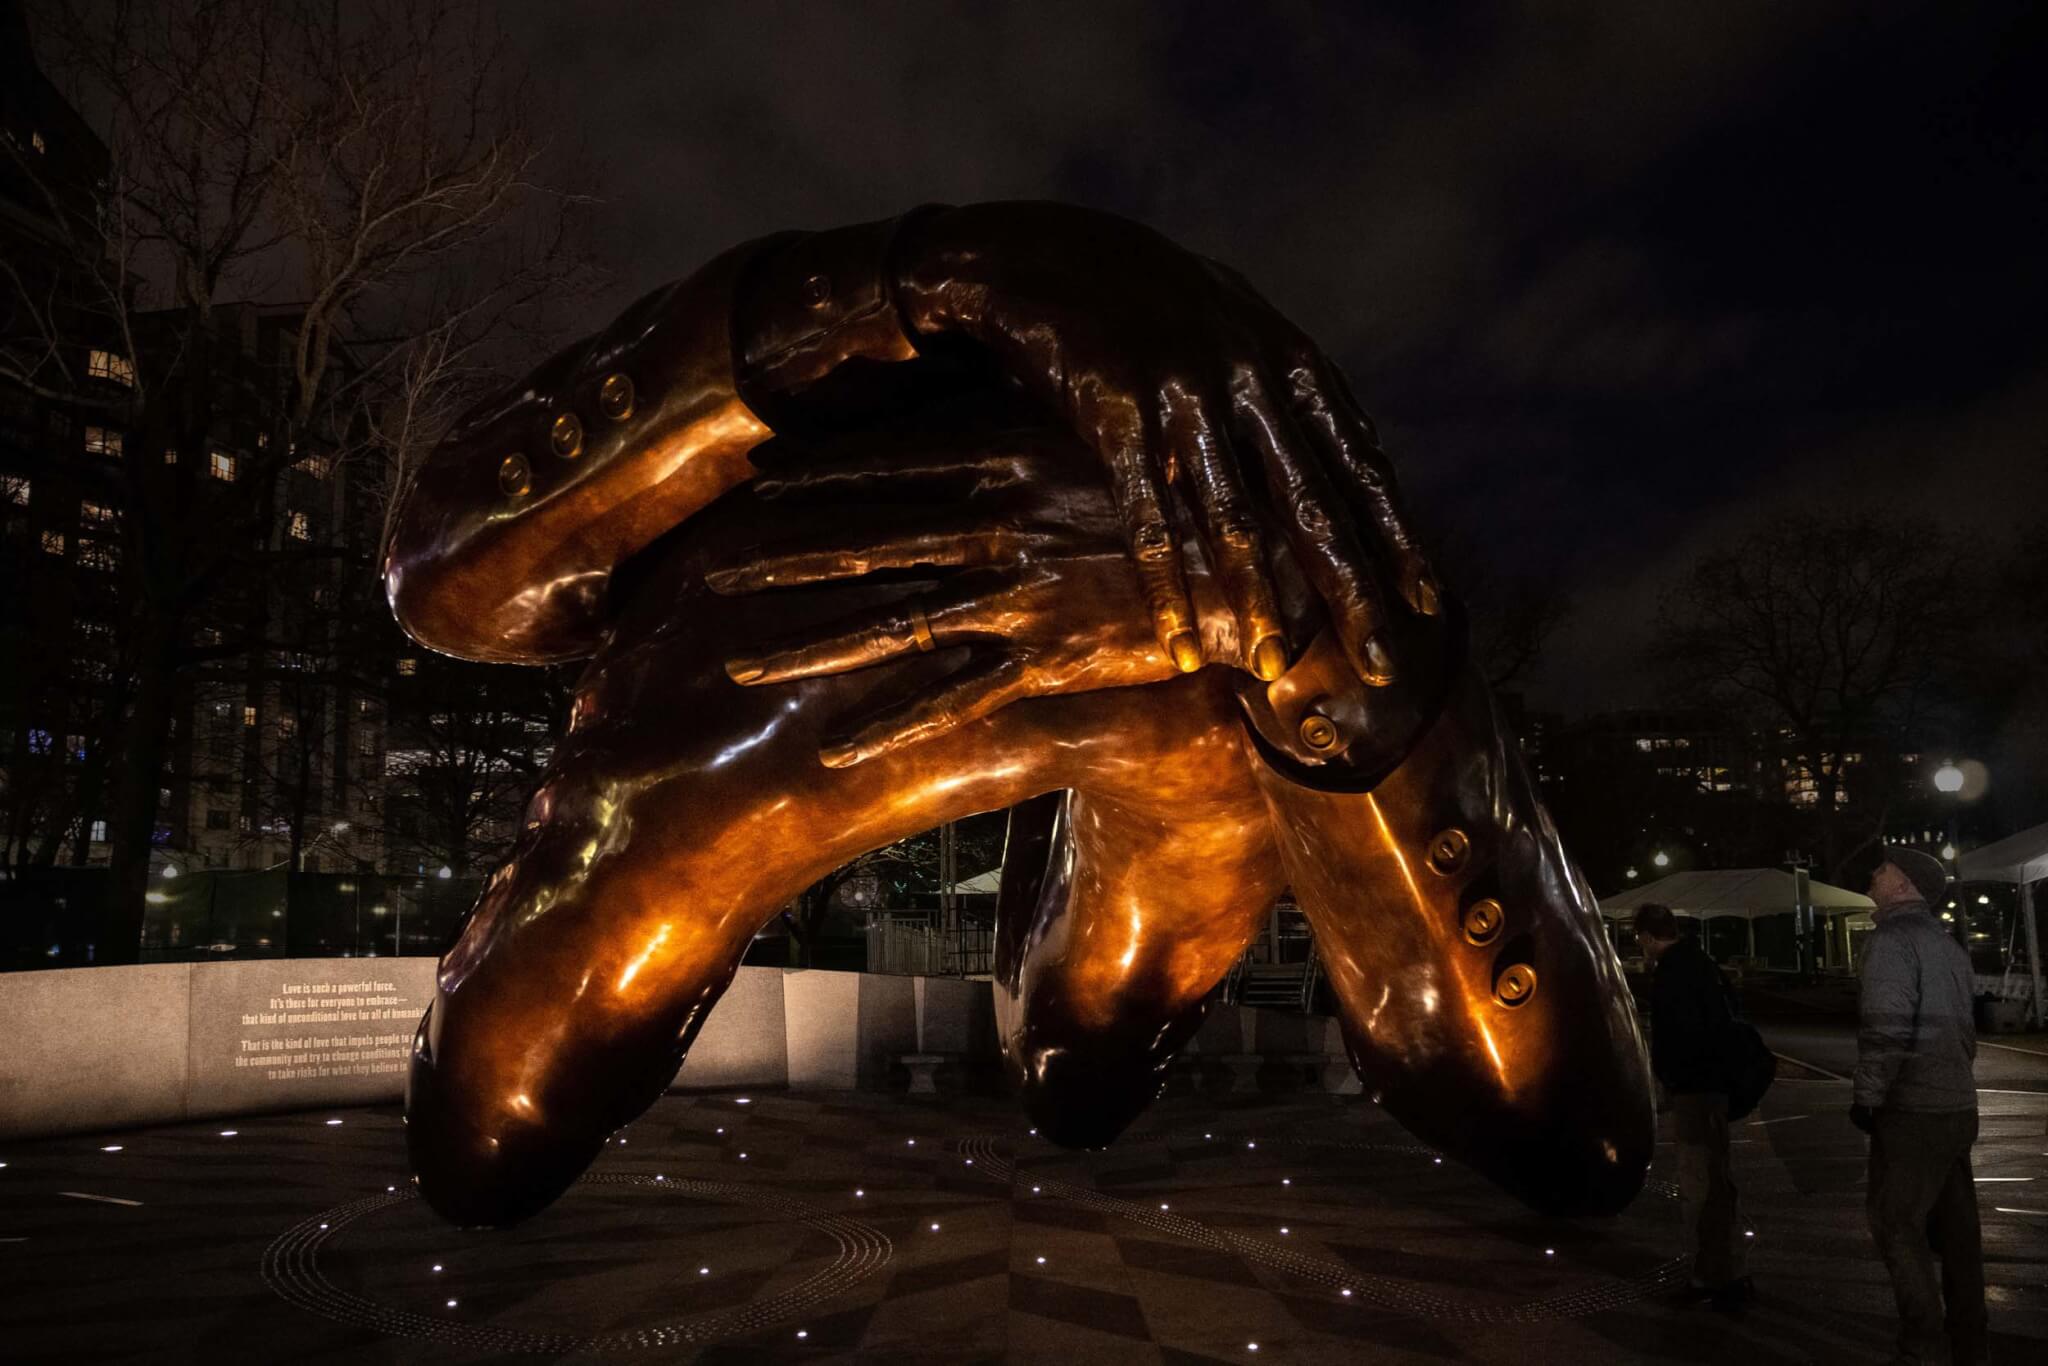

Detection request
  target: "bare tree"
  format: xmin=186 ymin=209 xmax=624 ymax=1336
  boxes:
xmin=1648 ymin=512 xmax=1972 ymax=876
xmin=5 ymin=0 xmax=590 ymax=958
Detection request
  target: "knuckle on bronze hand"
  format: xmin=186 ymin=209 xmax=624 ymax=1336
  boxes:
xmin=1130 ymin=519 xmax=1176 ymax=563
xmin=1291 ymin=494 xmax=1333 ymax=539
xmin=1212 ymin=512 xmax=1259 ymax=553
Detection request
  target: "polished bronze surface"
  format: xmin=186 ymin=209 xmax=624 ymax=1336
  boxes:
xmin=383 ymin=203 xmax=1649 ymax=1230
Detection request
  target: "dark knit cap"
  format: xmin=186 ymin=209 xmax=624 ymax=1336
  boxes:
xmin=1634 ymin=902 xmax=1681 ymax=940
xmin=1879 ymin=846 xmax=1949 ymax=902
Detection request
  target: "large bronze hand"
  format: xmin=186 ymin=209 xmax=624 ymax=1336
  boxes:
xmin=704 ymin=427 xmax=1244 ymax=766
xmin=881 ymin=203 xmax=1439 ymax=685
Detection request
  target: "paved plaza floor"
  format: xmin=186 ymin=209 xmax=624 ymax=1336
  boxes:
xmin=2 ymin=1028 xmax=2045 ymax=1364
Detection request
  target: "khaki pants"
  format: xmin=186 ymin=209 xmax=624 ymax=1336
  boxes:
xmin=1867 ymin=1108 xmax=1986 ymax=1364
xmin=1672 ymin=1090 xmax=1746 ymax=1286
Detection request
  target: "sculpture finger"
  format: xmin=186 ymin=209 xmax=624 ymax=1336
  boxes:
xmin=1088 ymin=391 xmax=1201 ymax=673
xmin=702 ymin=522 xmax=1025 ymax=594
xmin=1294 ymin=357 xmax=1440 ymax=617
xmin=1234 ymin=371 xmax=1395 ymax=685
xmin=1161 ymin=382 xmax=1287 ymax=681
xmin=819 ymin=651 xmax=1029 ymax=768
xmin=724 ymin=574 xmax=1004 ymax=685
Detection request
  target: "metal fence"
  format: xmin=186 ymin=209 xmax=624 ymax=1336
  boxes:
xmin=864 ymin=911 xmax=994 ymax=977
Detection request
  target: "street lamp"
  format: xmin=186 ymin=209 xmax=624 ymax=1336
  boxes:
xmin=1625 ymin=867 xmax=1639 ymax=881
xmin=1652 ymin=850 xmax=1671 ymax=869
xmin=1933 ymin=759 xmax=1966 ymax=867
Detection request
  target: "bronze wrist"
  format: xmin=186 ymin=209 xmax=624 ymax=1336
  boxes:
xmin=733 ymin=208 xmax=950 ymax=422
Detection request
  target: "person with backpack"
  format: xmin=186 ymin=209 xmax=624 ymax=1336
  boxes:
xmin=1636 ymin=902 xmax=1758 ymax=1311
xmin=1852 ymin=846 xmax=1986 ymax=1365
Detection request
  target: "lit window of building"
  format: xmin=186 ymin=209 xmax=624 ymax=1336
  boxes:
xmin=77 ymin=538 xmax=117 ymax=571
xmin=28 ymin=728 xmax=53 ymax=755
xmin=84 ymin=426 xmax=122 ymax=457
xmin=3 ymin=475 xmax=30 ymax=505
xmin=397 ymin=658 xmax=418 ymax=676
xmin=81 ymin=501 xmax=115 ymax=525
xmin=243 ymin=706 xmax=258 ymax=727
xmin=209 ymin=451 xmax=237 ymax=482
xmin=31 ymin=130 xmax=46 ymax=154
xmin=297 ymin=453 xmax=331 ymax=479
xmin=90 ymin=819 xmax=107 ymax=842
xmin=87 ymin=350 xmax=135 ymax=386
xmin=40 ymin=530 xmax=65 ymax=555
xmin=287 ymin=510 xmax=309 ymax=540
xmin=163 ymin=448 xmax=178 ymax=465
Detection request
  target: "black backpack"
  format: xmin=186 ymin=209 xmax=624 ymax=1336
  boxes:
xmin=1721 ymin=998 xmax=1777 ymax=1122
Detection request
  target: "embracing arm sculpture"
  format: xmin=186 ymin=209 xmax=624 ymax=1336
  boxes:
xmin=384 ymin=203 xmax=1650 ymax=1230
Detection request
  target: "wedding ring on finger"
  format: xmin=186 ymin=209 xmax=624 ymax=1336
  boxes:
xmin=908 ymin=598 xmax=936 ymax=654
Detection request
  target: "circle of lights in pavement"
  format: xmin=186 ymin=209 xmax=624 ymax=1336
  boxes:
xmin=264 ymin=1175 xmax=894 ymax=1350
xmin=1341 ymin=1289 xmax=1352 ymax=1297
xmin=699 ymin=1267 xmax=709 ymax=1275
xmin=854 ymin=1189 xmax=864 ymax=1197
xmin=1036 ymin=1256 xmax=1046 ymax=1264
xmin=432 ymin=1264 xmax=443 ymax=1273
xmin=1279 ymin=1227 xmax=1290 ymax=1235
xmin=220 ymin=1130 xmax=237 ymax=1138
xmin=929 ymin=1222 xmax=940 ymax=1231
xmin=445 ymin=1299 xmax=458 ymax=1309
xmin=796 ymin=1329 xmax=807 ymax=1339
xmin=325 ymin=1119 xmax=343 ymax=1127
xmin=101 ymin=1145 xmax=123 ymax=1152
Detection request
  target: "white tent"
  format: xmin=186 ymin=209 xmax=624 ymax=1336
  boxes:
xmin=948 ymin=869 xmax=1002 ymax=896
xmin=1601 ymin=868 xmax=1873 ymax=969
xmin=1959 ymin=823 xmax=2047 ymax=1026
xmin=1602 ymin=868 xmax=1872 ymax=919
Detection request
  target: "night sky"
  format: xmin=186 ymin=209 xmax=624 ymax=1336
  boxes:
xmin=502 ymin=2 xmax=2047 ymax=714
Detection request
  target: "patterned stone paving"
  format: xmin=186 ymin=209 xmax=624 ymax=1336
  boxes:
xmin=1 ymin=1078 xmax=2044 ymax=1364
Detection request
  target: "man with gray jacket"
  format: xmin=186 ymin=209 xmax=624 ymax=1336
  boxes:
xmin=1851 ymin=845 xmax=1985 ymax=1365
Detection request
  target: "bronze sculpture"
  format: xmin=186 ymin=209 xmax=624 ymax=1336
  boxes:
xmin=384 ymin=203 xmax=1653 ymax=1231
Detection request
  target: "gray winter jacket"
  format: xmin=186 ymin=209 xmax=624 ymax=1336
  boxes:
xmin=1853 ymin=903 xmax=1977 ymax=1112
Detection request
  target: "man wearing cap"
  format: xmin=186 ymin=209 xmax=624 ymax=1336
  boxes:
xmin=1852 ymin=846 xmax=1986 ymax=1365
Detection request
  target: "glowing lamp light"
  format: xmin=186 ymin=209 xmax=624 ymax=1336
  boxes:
xmin=1933 ymin=761 xmax=1965 ymax=794
xmin=1625 ymin=867 xmax=1639 ymax=880
xmin=1652 ymin=851 xmax=1671 ymax=869
xmin=1941 ymin=843 xmax=1958 ymax=861
xmin=436 ymin=865 xmax=453 ymax=880
xmin=161 ymin=865 xmax=179 ymax=879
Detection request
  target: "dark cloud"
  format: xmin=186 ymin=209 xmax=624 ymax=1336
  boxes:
xmin=503 ymin=0 xmax=2047 ymax=713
